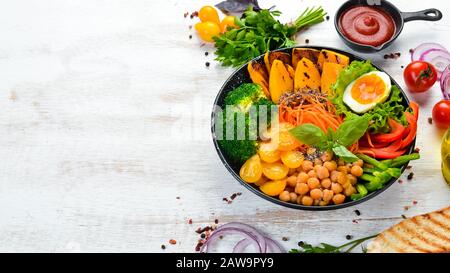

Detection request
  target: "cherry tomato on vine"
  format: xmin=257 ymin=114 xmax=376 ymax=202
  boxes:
xmin=403 ymin=61 xmax=437 ymax=93
xmin=220 ymin=16 xmax=238 ymax=32
xmin=198 ymin=6 xmax=220 ymax=26
xmin=195 ymin=21 xmax=221 ymax=42
xmin=432 ymin=100 xmax=450 ymax=129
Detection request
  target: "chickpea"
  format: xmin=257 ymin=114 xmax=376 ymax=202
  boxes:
xmin=301 ymin=196 xmax=314 ymax=206
xmin=330 ymin=170 xmax=340 ymax=182
xmin=337 ymin=158 xmax=345 ymax=166
xmin=332 ymin=193 xmax=346 ymax=204
xmin=288 ymin=168 xmax=297 ymax=175
xmin=302 ymin=160 xmax=314 ymax=172
xmin=321 ymin=178 xmax=332 ymax=189
xmin=316 ymin=166 xmax=330 ymax=179
xmin=289 ymin=192 xmax=298 ymax=203
xmin=350 ymin=165 xmax=363 ymax=177
xmin=344 ymin=186 xmax=356 ymax=197
xmin=347 ymin=174 xmax=357 ymax=185
xmin=287 ymin=175 xmax=297 ymax=187
xmin=320 ymin=151 xmax=333 ymax=162
xmin=296 ymin=195 xmax=303 ymax=205
xmin=331 ymin=182 xmax=343 ymax=194
xmin=279 ymin=191 xmax=291 ymax=202
xmin=297 ymin=172 xmax=309 ymax=184
xmin=337 ymin=166 xmax=348 ymax=174
xmin=295 ymin=182 xmax=310 ymax=195
xmin=319 ymin=200 xmax=329 ymax=206
xmin=307 ymin=177 xmax=321 ymax=189
xmin=313 ymin=199 xmax=321 ymax=206
xmin=310 ymin=188 xmax=323 ymax=200
xmin=314 ymin=158 xmax=323 ymax=166
xmin=307 ymin=169 xmax=317 ymax=178
xmin=323 ymin=189 xmax=334 ymax=202
xmin=353 ymin=159 xmax=364 ymax=167
xmin=323 ymin=161 xmax=337 ymax=172
xmin=337 ymin=172 xmax=348 ymax=185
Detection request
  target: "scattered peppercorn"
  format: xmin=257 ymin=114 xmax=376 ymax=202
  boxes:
xmin=401 ymin=65 xmax=404 ymax=69
xmin=398 ymin=179 xmax=404 ymax=184
xmin=414 ymin=147 xmax=420 ymax=153
xmin=305 ymin=39 xmax=309 ymax=44
xmin=352 ymin=219 xmax=359 ymax=224
xmin=184 ymin=12 xmax=189 ymax=18
xmin=169 ymin=239 xmax=177 ymax=245
xmin=189 ymin=25 xmax=192 ymax=29
xmin=354 ymin=209 xmax=361 ymax=216
xmin=407 ymin=172 xmax=414 ymax=180
xmin=383 ymin=52 xmax=401 ymax=60
xmin=282 ymin=237 xmax=289 ymax=241
xmin=230 ymin=193 xmax=237 ymax=200
xmin=346 ymin=235 xmax=353 ymax=240
xmin=200 ymin=233 xmax=206 ymax=239
xmin=205 ymin=62 xmax=210 ymax=67
xmin=409 ymin=48 xmax=414 ymax=54
xmin=298 ymin=241 xmax=304 ymax=247
xmin=188 ymin=219 xmax=193 ymax=225
xmin=205 ymin=52 xmax=209 ymax=56
xmin=214 ymin=219 xmax=219 ymax=224
xmin=189 ymin=35 xmax=192 ymax=39
xmin=161 ymin=244 xmax=166 ymax=250
xmin=413 ymin=200 xmax=418 ymax=205
xmin=401 ymin=214 xmax=407 ymax=219
xmin=176 ymin=196 xmax=180 ymax=200
xmin=428 ymin=117 xmax=433 ymax=124
xmin=404 ymin=206 xmax=410 ymax=211
xmin=326 ymin=15 xmax=330 ymax=21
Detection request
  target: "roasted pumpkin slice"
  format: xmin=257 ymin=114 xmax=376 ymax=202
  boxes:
xmin=286 ymin=64 xmax=295 ymax=79
xmin=294 ymin=57 xmax=321 ymax=91
xmin=264 ymin=51 xmax=291 ymax=72
xmin=317 ymin=49 xmax=350 ymax=71
xmin=292 ymin=48 xmax=320 ymax=69
xmin=248 ymin=61 xmax=270 ymax=98
xmin=321 ymin=62 xmax=345 ymax=95
xmin=269 ymin=60 xmax=294 ymax=103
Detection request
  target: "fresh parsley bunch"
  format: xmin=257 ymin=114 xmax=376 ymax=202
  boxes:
xmin=213 ymin=6 xmax=326 ymax=67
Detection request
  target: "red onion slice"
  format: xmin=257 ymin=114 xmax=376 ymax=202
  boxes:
xmin=232 ymin=237 xmax=285 ymax=253
xmin=264 ymin=237 xmax=284 ymax=253
xmin=440 ymin=65 xmax=450 ymax=100
xmin=201 ymin=228 xmax=261 ymax=253
xmin=233 ymin=238 xmax=254 ymax=253
xmin=411 ymin=42 xmax=447 ymax=62
xmin=420 ymin=49 xmax=450 ymax=78
xmin=215 ymin=222 xmax=267 ymax=252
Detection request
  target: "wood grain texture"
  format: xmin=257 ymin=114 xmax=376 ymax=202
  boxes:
xmin=0 ymin=0 xmax=449 ymax=252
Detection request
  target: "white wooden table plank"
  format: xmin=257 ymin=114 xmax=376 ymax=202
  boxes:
xmin=0 ymin=0 xmax=449 ymax=252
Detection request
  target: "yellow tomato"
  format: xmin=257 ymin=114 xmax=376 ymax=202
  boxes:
xmin=220 ymin=16 xmax=238 ymax=32
xmin=258 ymin=142 xmax=280 ymax=163
xmin=195 ymin=21 xmax=221 ymax=42
xmin=262 ymin=162 xmax=289 ymax=180
xmin=280 ymin=150 xmax=304 ymax=168
xmin=260 ymin=179 xmax=287 ymax=196
xmin=239 ymin=155 xmax=263 ymax=183
xmin=198 ymin=6 xmax=220 ymax=25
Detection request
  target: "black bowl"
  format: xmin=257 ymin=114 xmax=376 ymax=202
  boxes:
xmin=335 ymin=0 xmax=442 ymax=53
xmin=211 ymin=46 xmax=416 ymax=210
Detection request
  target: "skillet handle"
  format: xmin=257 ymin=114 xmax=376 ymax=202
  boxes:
xmin=402 ymin=8 xmax=442 ymax=22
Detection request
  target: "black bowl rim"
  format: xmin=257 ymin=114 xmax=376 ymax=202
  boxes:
xmin=211 ymin=45 xmax=416 ymax=211
xmin=334 ymin=0 xmax=405 ymax=51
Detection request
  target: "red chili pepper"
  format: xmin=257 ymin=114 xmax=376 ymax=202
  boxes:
xmin=400 ymin=112 xmax=417 ymax=149
xmin=409 ymin=101 xmax=419 ymax=121
xmin=371 ymin=119 xmax=406 ymax=143
xmin=358 ymin=148 xmax=407 ymax=159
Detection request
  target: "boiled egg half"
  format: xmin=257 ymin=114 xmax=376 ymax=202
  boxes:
xmin=343 ymin=71 xmax=391 ymax=113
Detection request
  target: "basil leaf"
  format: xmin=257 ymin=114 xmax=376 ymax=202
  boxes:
xmin=289 ymin=123 xmax=326 ymax=147
xmin=335 ymin=116 xmax=369 ymax=147
xmin=332 ymin=145 xmax=358 ymax=163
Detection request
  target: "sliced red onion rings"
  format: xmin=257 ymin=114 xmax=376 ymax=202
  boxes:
xmin=411 ymin=42 xmax=447 ymax=62
xmin=440 ymin=65 xmax=450 ymax=100
xmin=200 ymin=222 xmax=285 ymax=253
xmin=420 ymin=49 xmax=450 ymax=78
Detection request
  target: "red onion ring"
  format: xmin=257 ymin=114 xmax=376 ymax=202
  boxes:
xmin=440 ymin=65 xmax=450 ymax=100
xmin=411 ymin=42 xmax=447 ymax=62
xmin=419 ymin=49 xmax=450 ymax=79
xmin=201 ymin=222 xmax=286 ymax=253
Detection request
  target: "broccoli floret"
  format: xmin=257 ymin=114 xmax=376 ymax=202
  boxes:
xmin=217 ymin=84 xmax=275 ymax=166
xmin=224 ymin=83 xmax=268 ymax=112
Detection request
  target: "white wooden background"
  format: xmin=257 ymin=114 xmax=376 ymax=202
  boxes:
xmin=0 ymin=0 xmax=449 ymax=253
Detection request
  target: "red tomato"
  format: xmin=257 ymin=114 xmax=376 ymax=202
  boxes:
xmin=403 ymin=61 xmax=437 ymax=92
xmin=432 ymin=100 xmax=450 ymax=129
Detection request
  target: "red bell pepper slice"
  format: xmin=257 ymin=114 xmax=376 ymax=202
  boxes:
xmin=358 ymin=148 xmax=407 ymax=159
xmin=400 ymin=112 xmax=417 ymax=149
xmin=371 ymin=119 xmax=406 ymax=143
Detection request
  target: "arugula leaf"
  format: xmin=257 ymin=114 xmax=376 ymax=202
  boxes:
xmin=335 ymin=116 xmax=369 ymax=147
xmin=290 ymin=235 xmax=378 ymax=253
xmin=289 ymin=123 xmax=326 ymax=147
xmin=332 ymin=145 xmax=358 ymax=163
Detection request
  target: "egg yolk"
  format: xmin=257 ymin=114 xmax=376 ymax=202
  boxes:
xmin=351 ymin=74 xmax=386 ymax=104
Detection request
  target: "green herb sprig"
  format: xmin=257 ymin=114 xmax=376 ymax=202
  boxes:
xmin=213 ymin=6 xmax=326 ymax=67
xmin=289 ymin=234 xmax=378 ymax=253
xmin=289 ymin=115 xmax=369 ymax=162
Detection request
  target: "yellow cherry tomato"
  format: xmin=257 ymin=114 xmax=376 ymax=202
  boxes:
xmin=239 ymin=155 xmax=263 ymax=183
xmin=220 ymin=15 xmax=238 ymax=32
xmin=198 ymin=6 xmax=220 ymax=25
xmin=258 ymin=142 xmax=280 ymax=163
xmin=262 ymin=162 xmax=289 ymax=180
xmin=260 ymin=179 xmax=287 ymax=196
xmin=195 ymin=21 xmax=221 ymax=42
xmin=280 ymin=150 xmax=304 ymax=168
